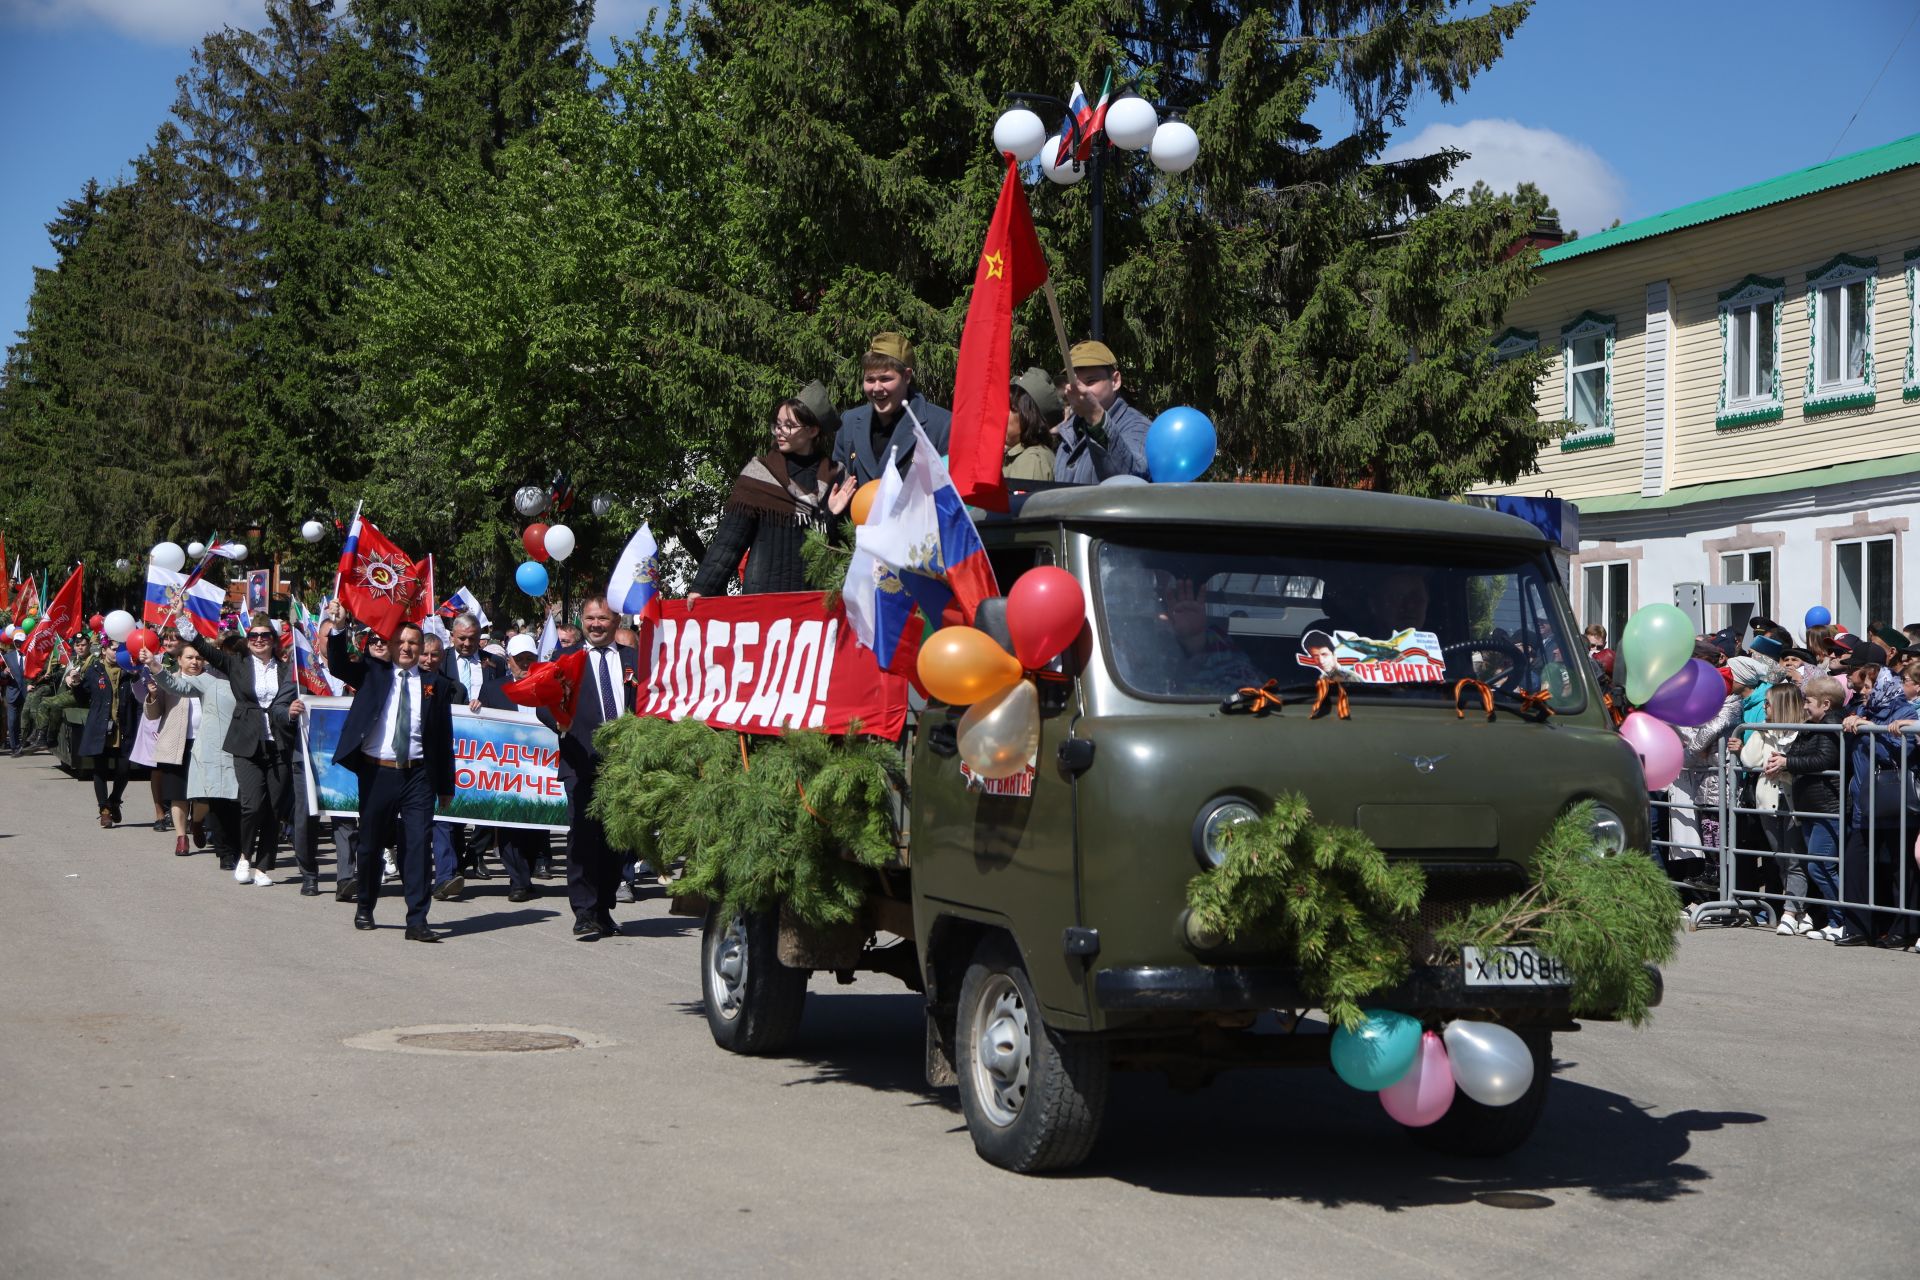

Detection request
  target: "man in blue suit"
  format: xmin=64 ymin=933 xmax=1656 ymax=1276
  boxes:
xmin=1 ymin=633 xmax=25 ymax=755
xmin=330 ymin=620 xmax=457 ymax=941
xmin=545 ymin=594 xmax=637 ymax=940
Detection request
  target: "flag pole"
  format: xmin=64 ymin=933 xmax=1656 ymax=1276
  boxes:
xmin=1040 ymin=280 xmax=1074 ymax=376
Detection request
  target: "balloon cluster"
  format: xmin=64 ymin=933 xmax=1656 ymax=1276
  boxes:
xmin=516 ymin=523 xmax=575 ymax=596
xmin=1612 ymin=601 xmax=1740 ymax=789
xmin=1329 ymin=1010 xmax=1537 ymax=1125
xmin=915 ymin=567 xmax=1085 ymax=779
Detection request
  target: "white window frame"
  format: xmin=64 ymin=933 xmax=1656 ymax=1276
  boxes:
xmin=1717 ymin=549 xmax=1773 ymax=629
xmin=1833 ymin=535 xmax=1896 ymax=637
xmin=1560 ymin=311 xmax=1614 ymax=451
xmin=1905 ymin=246 xmax=1919 ymax=403
xmin=1715 ymin=275 xmax=1784 ymax=428
xmin=1581 ymin=560 xmax=1630 ymax=648
xmin=1804 ymin=253 xmax=1877 ymax=416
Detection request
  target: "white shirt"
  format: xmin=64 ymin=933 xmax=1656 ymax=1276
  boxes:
xmin=251 ymin=656 xmax=279 ymax=741
xmin=371 ymin=667 xmax=425 ymax=763
xmin=185 ymin=695 xmax=202 ymax=741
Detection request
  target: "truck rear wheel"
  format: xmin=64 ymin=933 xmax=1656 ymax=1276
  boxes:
xmin=954 ymin=937 xmax=1108 ymax=1173
xmin=1407 ymin=1027 xmax=1552 ymax=1157
xmin=702 ymin=905 xmax=808 ymax=1055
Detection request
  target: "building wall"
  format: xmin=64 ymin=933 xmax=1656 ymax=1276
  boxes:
xmin=1483 ymin=165 xmax=1920 ymax=503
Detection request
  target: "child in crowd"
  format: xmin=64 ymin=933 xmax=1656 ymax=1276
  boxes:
xmin=1774 ymin=677 xmax=1850 ymax=940
xmin=1742 ymin=683 xmax=1810 ymax=934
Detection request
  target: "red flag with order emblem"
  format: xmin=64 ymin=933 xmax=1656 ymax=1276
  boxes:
xmin=335 ymin=511 xmax=431 ymax=639
xmin=22 ymin=563 xmax=83 ymax=680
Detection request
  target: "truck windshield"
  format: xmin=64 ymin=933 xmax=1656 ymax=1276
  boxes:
xmin=1095 ymin=537 xmax=1586 ymax=710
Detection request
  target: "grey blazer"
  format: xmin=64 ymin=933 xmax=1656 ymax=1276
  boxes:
xmin=152 ymin=668 xmax=239 ymax=800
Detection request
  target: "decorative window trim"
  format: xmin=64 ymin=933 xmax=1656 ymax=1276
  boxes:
xmin=1715 ymin=274 xmax=1784 ymax=429
xmin=1559 ymin=311 xmax=1614 ymax=451
xmin=1804 ymin=252 xmax=1877 ymax=417
xmin=1491 ymin=327 xmax=1538 ymax=362
xmin=1905 ymin=246 xmax=1919 ymax=402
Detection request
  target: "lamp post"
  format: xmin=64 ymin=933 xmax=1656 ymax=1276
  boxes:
xmin=992 ymin=89 xmax=1199 ymax=342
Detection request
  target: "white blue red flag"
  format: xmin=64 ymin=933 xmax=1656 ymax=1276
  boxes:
xmin=851 ymin=422 xmax=998 ymax=652
xmin=607 ymin=523 xmax=661 ymax=621
xmin=144 ymin=564 xmax=225 ymax=638
xmin=438 ymin=585 xmax=490 ymax=630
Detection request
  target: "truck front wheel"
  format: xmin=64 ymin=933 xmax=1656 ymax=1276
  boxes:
xmin=954 ymin=937 xmax=1108 ymax=1173
xmin=1406 ymin=1027 xmax=1552 ymax=1157
xmin=701 ymin=905 xmax=808 ymax=1055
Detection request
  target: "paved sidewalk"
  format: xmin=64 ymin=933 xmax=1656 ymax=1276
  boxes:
xmin=0 ymin=753 xmax=1914 ymax=1279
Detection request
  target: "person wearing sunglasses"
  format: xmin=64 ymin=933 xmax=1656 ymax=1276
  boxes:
xmin=187 ymin=622 xmax=297 ymax=887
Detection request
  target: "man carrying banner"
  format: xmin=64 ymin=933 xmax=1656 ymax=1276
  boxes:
xmin=547 ymin=595 xmax=636 ymax=941
xmin=330 ymin=621 xmax=457 ymax=941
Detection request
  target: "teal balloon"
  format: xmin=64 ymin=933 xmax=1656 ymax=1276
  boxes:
xmin=1329 ymin=1008 xmax=1422 ymax=1091
xmin=1620 ymin=603 xmax=1696 ymax=703
xmin=1144 ymin=406 xmax=1217 ymax=482
xmin=515 ymin=560 xmax=549 ymax=597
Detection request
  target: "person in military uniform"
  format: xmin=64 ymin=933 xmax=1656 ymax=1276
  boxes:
xmin=1054 ymin=340 xmax=1153 ymax=484
xmin=830 ymin=332 xmax=951 ymax=484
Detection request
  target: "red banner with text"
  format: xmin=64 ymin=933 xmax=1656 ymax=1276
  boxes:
xmin=640 ymin=594 xmax=909 ymax=739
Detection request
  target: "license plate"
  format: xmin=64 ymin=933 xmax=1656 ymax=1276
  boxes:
xmin=1462 ymin=945 xmax=1572 ymax=988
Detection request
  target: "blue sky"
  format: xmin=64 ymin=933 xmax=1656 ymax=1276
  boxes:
xmin=2 ymin=0 xmax=1917 ymax=349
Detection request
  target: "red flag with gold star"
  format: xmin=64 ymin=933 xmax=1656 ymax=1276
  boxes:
xmin=949 ymin=155 xmax=1050 ymax=513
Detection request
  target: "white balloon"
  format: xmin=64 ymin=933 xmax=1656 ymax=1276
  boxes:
xmin=513 ymin=485 xmax=549 ymax=517
xmin=1149 ymin=120 xmax=1200 ymax=174
xmin=543 ymin=523 xmax=576 ymax=562
xmin=1100 ymin=474 xmax=1149 ymax=487
xmin=957 ymin=680 xmax=1040 ymax=779
xmin=186 ymin=541 xmax=206 ymax=559
xmin=991 ymin=108 xmax=1047 ymax=163
xmin=1441 ymin=1020 xmax=1536 ymax=1107
xmin=228 ymin=543 xmax=248 ymax=563
xmin=1041 ymin=135 xmax=1085 ymax=186
xmin=1104 ymin=96 xmax=1158 ymax=151
xmin=102 ymin=610 xmax=137 ymax=643
xmin=150 ymin=542 xmax=186 ymax=573
xmin=300 ymin=520 xmax=325 ymax=543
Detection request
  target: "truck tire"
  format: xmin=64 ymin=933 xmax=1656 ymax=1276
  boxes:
xmin=954 ymin=936 xmax=1108 ymax=1173
xmin=1407 ymin=1028 xmax=1552 ymax=1157
xmin=701 ymin=905 xmax=808 ymax=1055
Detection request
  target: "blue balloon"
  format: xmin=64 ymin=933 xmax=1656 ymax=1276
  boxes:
xmin=1144 ymin=405 xmax=1217 ymax=483
xmin=1805 ymin=605 xmax=1831 ymax=629
xmin=1329 ymin=1008 xmax=1423 ymax=1091
xmin=114 ymin=643 xmax=136 ymax=673
xmin=515 ymin=560 xmax=550 ymax=597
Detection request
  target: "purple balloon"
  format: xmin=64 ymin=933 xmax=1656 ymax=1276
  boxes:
xmin=1643 ymin=658 xmax=1727 ymax=727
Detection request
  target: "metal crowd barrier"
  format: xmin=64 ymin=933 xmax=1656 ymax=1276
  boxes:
xmin=1649 ymin=719 xmax=1919 ymax=938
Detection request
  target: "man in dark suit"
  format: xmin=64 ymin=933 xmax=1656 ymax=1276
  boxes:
xmin=1 ymin=634 xmax=26 ymax=755
xmin=330 ymin=620 xmax=456 ymax=941
xmin=192 ymin=624 xmax=298 ymax=882
xmin=439 ymin=614 xmax=505 ymax=887
xmin=829 ymin=331 xmax=951 ymax=484
xmin=545 ymin=594 xmax=636 ymax=940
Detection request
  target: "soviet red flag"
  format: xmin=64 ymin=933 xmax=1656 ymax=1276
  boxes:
xmin=948 ymin=154 xmax=1050 ymax=512
xmin=22 ymin=563 xmax=83 ymax=680
xmin=500 ymin=648 xmax=589 ymax=731
xmin=335 ymin=510 xmax=431 ymax=639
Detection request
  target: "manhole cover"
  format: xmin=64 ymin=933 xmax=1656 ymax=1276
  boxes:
xmin=345 ymin=1024 xmax=614 ymax=1055
xmin=1473 ymin=1191 xmax=1555 ymax=1210
xmin=396 ymin=1030 xmax=579 ymax=1052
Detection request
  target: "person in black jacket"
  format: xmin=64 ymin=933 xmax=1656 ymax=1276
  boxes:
xmin=1775 ymin=676 xmax=1854 ymax=940
xmin=190 ymin=626 xmax=297 ymax=883
xmin=71 ymin=645 xmax=140 ymax=827
xmin=543 ymin=595 xmax=637 ymax=940
xmin=830 ymin=333 xmax=952 ymax=484
xmin=687 ymin=393 xmax=856 ymax=600
xmin=481 ymin=633 xmax=547 ymax=903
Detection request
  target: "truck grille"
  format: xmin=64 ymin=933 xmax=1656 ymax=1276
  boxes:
xmin=1397 ymin=862 xmax=1529 ymax=963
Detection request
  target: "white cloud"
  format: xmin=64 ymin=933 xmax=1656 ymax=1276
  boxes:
xmin=0 ymin=0 xmax=265 ymax=43
xmin=1383 ymin=118 xmax=1628 ymax=236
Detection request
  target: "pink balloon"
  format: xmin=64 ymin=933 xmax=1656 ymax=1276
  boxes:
xmin=1380 ymin=1031 xmax=1455 ymax=1127
xmin=1620 ymin=710 xmax=1685 ymax=790
xmin=1006 ymin=566 xmax=1086 ymax=669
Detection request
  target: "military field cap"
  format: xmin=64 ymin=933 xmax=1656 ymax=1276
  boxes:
xmin=1069 ymin=339 xmax=1118 ymax=370
xmin=1015 ymin=366 xmax=1063 ymax=418
xmin=867 ymin=332 xmax=914 ymax=365
xmin=796 ymin=379 xmax=840 ymax=431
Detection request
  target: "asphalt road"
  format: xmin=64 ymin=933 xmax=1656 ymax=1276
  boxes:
xmin=1 ymin=751 xmax=1914 ymax=1279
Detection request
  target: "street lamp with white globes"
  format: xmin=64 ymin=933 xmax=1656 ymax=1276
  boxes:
xmin=992 ymin=87 xmax=1199 ymax=341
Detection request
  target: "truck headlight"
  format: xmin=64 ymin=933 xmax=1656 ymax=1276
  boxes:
xmin=1585 ymin=803 xmax=1628 ymax=857
xmin=1193 ymin=797 xmax=1260 ymax=869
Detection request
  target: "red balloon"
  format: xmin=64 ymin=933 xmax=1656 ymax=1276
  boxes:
xmin=126 ymin=628 xmax=162 ymax=662
xmin=89 ymin=613 xmax=106 ymax=632
xmin=522 ymin=523 xmax=550 ymax=562
xmin=1006 ymin=566 xmax=1086 ymax=669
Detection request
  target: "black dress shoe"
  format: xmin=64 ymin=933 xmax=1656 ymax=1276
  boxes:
xmin=467 ymin=858 xmax=494 ymax=880
xmin=404 ymin=925 xmax=441 ymax=943
xmin=334 ymin=881 xmax=357 ymax=902
xmin=536 ymin=859 xmax=555 ymax=879
xmin=152 ymin=818 xmax=168 ymax=832
xmin=431 ymin=875 xmax=465 ymax=901
xmin=1875 ymin=934 xmax=1913 ymax=950
xmin=571 ymin=917 xmax=601 ymax=941
xmin=507 ymin=886 xmax=537 ymax=903
xmin=1834 ymin=931 xmax=1874 ymax=946
xmin=354 ymin=911 xmax=376 ymax=931
xmin=219 ymin=856 xmax=237 ymax=872
xmin=300 ymin=874 xmax=320 ymax=896
xmin=597 ymin=910 xmax=619 ymax=936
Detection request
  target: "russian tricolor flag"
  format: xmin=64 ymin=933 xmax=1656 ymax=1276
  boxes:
xmin=145 ymin=565 xmax=225 ymax=638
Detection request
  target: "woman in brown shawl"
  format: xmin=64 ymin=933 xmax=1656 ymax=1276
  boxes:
xmin=687 ymin=391 xmax=857 ymax=599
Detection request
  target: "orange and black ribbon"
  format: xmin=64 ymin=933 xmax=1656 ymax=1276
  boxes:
xmin=1221 ymin=679 xmax=1285 ymax=717
xmin=1311 ymin=677 xmax=1350 ymax=720
xmin=1453 ymin=678 xmax=1495 ymax=721
xmin=1514 ymin=688 xmax=1558 ymax=719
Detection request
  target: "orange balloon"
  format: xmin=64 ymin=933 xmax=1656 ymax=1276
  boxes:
xmin=916 ymin=626 xmax=1023 ymax=707
xmin=850 ymin=479 xmax=881 ymax=526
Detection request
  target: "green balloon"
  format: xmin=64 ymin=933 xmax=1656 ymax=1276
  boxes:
xmin=1621 ymin=603 xmax=1695 ymax=703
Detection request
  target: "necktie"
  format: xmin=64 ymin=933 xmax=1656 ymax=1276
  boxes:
xmin=596 ymin=648 xmax=618 ymax=722
xmin=391 ymin=671 xmax=411 ymax=762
